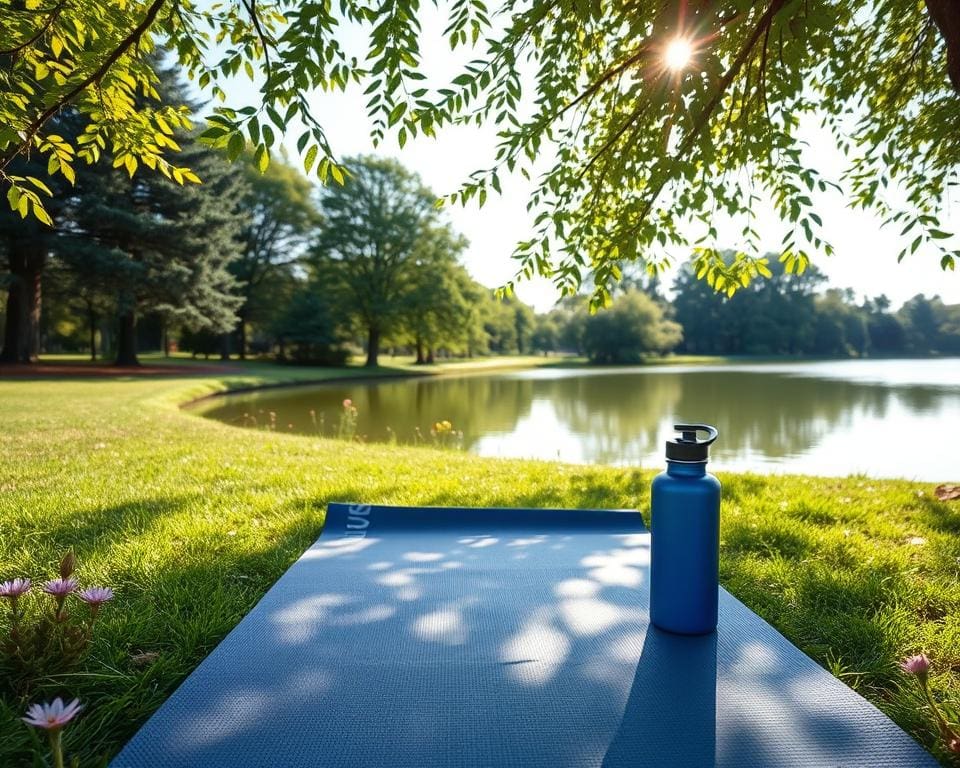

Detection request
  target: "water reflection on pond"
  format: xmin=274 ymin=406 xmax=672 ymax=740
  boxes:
xmin=195 ymin=359 xmax=960 ymax=480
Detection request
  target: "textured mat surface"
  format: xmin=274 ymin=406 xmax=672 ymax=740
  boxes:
xmin=112 ymin=503 xmax=936 ymax=767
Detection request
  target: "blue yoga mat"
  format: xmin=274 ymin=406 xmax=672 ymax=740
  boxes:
xmin=111 ymin=503 xmax=936 ymax=767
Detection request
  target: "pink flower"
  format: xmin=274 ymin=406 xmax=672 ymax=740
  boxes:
xmin=43 ymin=578 xmax=77 ymax=598
xmin=948 ymin=737 xmax=960 ymax=754
xmin=343 ymin=398 xmax=353 ymax=409
xmin=0 ymin=578 xmax=31 ymax=599
xmin=78 ymin=586 xmax=114 ymax=606
xmin=899 ymin=653 xmax=930 ymax=678
xmin=22 ymin=698 xmax=83 ymax=731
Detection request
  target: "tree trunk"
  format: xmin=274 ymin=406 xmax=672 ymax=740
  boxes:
xmin=926 ymin=0 xmax=960 ymax=92
xmin=238 ymin=315 xmax=248 ymax=361
xmin=415 ymin=335 xmax=425 ymax=364
xmin=0 ymin=279 xmax=24 ymax=363
xmin=365 ymin=326 xmax=380 ymax=367
xmin=87 ymin=303 xmax=98 ymax=362
xmin=99 ymin=319 xmax=112 ymax=359
xmin=24 ymin=266 xmax=41 ymax=362
xmin=161 ymin=321 xmax=169 ymax=358
xmin=115 ymin=309 xmax=139 ymax=366
xmin=220 ymin=332 xmax=231 ymax=362
xmin=0 ymin=245 xmax=44 ymax=364
xmin=426 ymin=347 xmax=435 ymax=364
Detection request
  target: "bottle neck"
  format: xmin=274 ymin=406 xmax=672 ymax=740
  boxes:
xmin=665 ymin=460 xmax=708 ymax=477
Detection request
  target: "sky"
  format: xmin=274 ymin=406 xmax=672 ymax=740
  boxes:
xmin=207 ymin=11 xmax=960 ymax=313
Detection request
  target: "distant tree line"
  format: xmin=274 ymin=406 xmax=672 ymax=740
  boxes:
xmin=532 ymin=258 xmax=960 ymax=361
xmin=669 ymin=257 xmax=960 ymax=357
xmin=0 ymin=69 xmax=540 ymax=368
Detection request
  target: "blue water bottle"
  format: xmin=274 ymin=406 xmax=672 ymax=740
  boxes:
xmin=650 ymin=424 xmax=721 ymax=635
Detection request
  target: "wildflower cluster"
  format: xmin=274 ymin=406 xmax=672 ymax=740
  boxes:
xmin=430 ymin=420 xmax=463 ymax=449
xmin=900 ymin=653 xmax=960 ymax=755
xmin=1 ymin=551 xmax=114 ymax=694
xmin=338 ymin=398 xmax=359 ymax=440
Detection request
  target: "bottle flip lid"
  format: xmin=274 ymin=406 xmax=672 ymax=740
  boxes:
xmin=665 ymin=423 xmax=719 ymax=462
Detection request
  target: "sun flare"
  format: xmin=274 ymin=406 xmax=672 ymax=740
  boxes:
xmin=664 ymin=38 xmax=693 ymax=71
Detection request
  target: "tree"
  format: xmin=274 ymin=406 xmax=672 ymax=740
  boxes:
xmin=44 ymin=248 xmax=114 ymax=361
xmin=57 ymin=136 xmax=244 ymax=365
xmin=482 ymin=294 xmax=520 ymax=355
xmin=400 ymin=230 xmax=472 ymax=364
xmin=0 ymin=114 xmax=75 ymax=363
xmin=232 ymin=153 xmax=320 ymax=359
xmin=579 ymin=290 xmax=683 ymax=363
xmin=513 ymin=300 xmax=535 ymax=355
xmin=810 ymin=290 xmax=869 ymax=357
xmin=0 ymin=198 xmax=54 ymax=363
xmin=898 ymin=294 xmax=945 ymax=354
xmin=308 ymin=156 xmax=446 ymax=367
xmin=938 ymin=303 xmax=960 ymax=354
xmin=672 ymin=255 xmax=823 ymax=355
xmin=3 ymin=0 xmax=960 ymax=308
xmin=271 ymin=289 xmax=347 ymax=365
xmin=530 ymin=315 xmax=560 ymax=355
xmin=865 ymin=296 xmax=907 ymax=355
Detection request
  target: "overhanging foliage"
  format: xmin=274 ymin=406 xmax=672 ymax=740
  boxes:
xmin=1 ymin=0 xmax=958 ymax=306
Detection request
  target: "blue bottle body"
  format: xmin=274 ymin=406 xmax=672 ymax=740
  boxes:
xmin=650 ymin=461 xmax=721 ymax=635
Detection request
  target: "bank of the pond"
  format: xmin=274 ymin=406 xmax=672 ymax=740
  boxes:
xmin=0 ymin=369 xmax=958 ymax=766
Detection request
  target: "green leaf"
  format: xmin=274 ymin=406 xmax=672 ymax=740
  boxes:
xmin=255 ymin=145 xmax=270 ymax=173
xmin=31 ymin=199 xmax=53 ymax=226
xmin=26 ymin=177 xmax=52 ymax=196
xmin=304 ymin=145 xmax=318 ymax=174
xmin=227 ymin=132 xmax=245 ymax=162
xmin=388 ymin=102 xmax=407 ymax=126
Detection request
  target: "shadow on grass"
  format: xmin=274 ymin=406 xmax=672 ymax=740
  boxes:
xmin=34 ymin=496 xmax=200 ymax=552
xmin=917 ymin=497 xmax=960 ymax=534
xmin=407 ymin=470 xmax=649 ymax=515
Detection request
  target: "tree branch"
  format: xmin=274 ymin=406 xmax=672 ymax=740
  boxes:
xmin=243 ymin=0 xmax=274 ymax=85
xmin=0 ymin=0 xmax=168 ymax=174
xmin=556 ymin=46 xmax=651 ymax=124
xmin=0 ymin=0 xmax=67 ymax=57
xmin=627 ymin=0 xmax=789 ymax=236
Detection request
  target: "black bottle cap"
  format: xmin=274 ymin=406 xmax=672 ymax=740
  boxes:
xmin=665 ymin=423 xmax=719 ymax=462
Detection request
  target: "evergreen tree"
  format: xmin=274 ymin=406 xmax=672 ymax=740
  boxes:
xmin=271 ymin=290 xmax=346 ymax=365
xmin=0 ymin=114 xmax=76 ymax=363
xmin=52 ymin=68 xmax=245 ymax=365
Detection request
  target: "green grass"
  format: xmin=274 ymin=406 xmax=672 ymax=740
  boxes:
xmin=1 ymin=367 xmax=959 ymax=766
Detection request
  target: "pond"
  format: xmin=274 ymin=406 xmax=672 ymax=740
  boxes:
xmin=194 ymin=359 xmax=960 ymax=481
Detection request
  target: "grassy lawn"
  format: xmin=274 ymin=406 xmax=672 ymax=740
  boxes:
xmin=1 ymin=365 xmax=959 ymax=766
